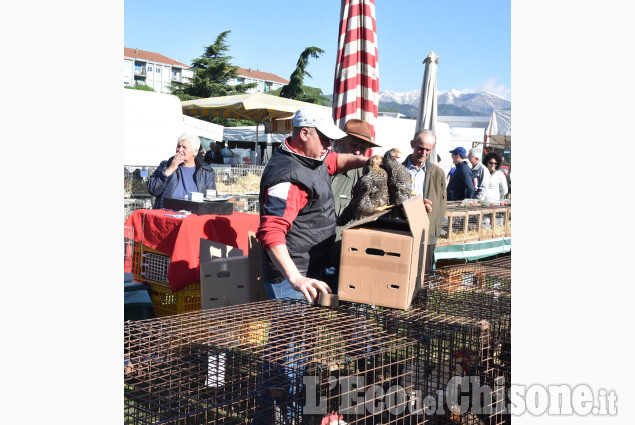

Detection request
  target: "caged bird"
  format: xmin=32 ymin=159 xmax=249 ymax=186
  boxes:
xmin=381 ymin=148 xmax=416 ymax=206
xmin=336 ymin=155 xmax=390 ymax=227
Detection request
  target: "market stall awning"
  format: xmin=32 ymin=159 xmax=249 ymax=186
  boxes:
xmin=181 ymin=92 xmax=326 ymax=122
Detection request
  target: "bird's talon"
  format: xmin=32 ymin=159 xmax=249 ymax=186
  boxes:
xmin=374 ymin=205 xmax=393 ymax=212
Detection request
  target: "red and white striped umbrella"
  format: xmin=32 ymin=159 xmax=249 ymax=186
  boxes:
xmin=332 ymin=0 xmax=379 ymax=155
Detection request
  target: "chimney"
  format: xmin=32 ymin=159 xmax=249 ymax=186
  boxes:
xmin=248 ymin=67 xmax=251 ymax=72
xmin=134 ymin=48 xmax=138 ymax=54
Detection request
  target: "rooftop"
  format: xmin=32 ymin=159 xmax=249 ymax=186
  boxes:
xmin=124 ymin=47 xmax=190 ymax=68
xmin=236 ymin=67 xmax=289 ymax=84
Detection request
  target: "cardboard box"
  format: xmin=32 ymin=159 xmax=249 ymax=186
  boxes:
xmin=200 ymin=233 xmax=267 ymax=309
xmin=199 ymin=239 xmax=244 ymax=264
xmin=337 ymin=196 xmax=429 ymax=310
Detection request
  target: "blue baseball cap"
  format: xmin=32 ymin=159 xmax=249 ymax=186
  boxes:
xmin=449 ymin=146 xmax=467 ymax=157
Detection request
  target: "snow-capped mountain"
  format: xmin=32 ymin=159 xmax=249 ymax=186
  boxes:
xmin=378 ymin=89 xmax=422 ymax=106
xmin=378 ymin=89 xmax=510 ymax=115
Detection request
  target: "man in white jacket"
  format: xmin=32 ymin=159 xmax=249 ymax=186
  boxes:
xmin=468 ymin=147 xmax=489 ymax=200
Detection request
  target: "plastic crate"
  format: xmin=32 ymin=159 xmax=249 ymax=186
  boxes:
xmin=132 ymin=244 xmax=171 ymax=284
xmin=146 ymin=281 xmax=201 ymax=317
xmin=124 ymin=226 xmax=134 ymax=275
xmin=132 ymin=244 xmax=202 ymax=317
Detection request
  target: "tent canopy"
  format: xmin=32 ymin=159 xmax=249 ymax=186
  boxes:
xmin=486 ymin=110 xmax=511 ymax=148
xmin=487 ymin=110 xmax=511 ymax=136
xmin=223 ymin=126 xmax=287 ymax=144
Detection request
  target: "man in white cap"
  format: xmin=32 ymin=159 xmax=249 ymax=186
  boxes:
xmin=256 ymin=107 xmax=368 ymax=303
xmin=468 ymin=147 xmax=490 ymax=200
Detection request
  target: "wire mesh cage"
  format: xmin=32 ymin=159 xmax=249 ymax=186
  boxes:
xmin=421 ymin=266 xmax=511 ymax=424
xmin=124 ymin=166 xmax=158 ymax=198
xmin=441 ymin=210 xmax=467 ymax=245
xmin=213 ymin=165 xmax=264 ymax=195
xmin=338 ymin=300 xmax=504 ymax=425
xmin=228 ymin=194 xmax=260 ymax=215
xmin=124 ymin=198 xmax=155 ymax=221
xmin=438 ymin=205 xmax=511 ymax=246
xmin=478 ymin=255 xmax=511 ymax=270
xmin=124 ymin=299 xmax=419 ymax=425
xmin=333 ymin=257 xmax=513 ymax=425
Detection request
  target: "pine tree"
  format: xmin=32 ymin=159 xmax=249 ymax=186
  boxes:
xmin=170 ymin=30 xmax=256 ymax=101
xmin=279 ymin=47 xmax=330 ymax=106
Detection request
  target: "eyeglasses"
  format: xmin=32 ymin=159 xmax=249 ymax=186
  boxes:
xmin=488 ymin=161 xmax=498 ymax=165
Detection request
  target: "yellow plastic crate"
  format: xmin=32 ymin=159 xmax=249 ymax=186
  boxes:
xmin=146 ymin=281 xmax=201 ymax=317
xmin=132 ymin=244 xmax=201 ymax=317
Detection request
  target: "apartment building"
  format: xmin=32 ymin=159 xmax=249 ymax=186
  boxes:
xmin=123 ymin=47 xmax=193 ymax=94
xmin=227 ymin=67 xmax=289 ymax=94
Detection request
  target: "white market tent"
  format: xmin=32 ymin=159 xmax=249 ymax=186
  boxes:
xmin=183 ymin=115 xmax=224 ymax=147
xmin=222 ymin=126 xmax=289 ymax=164
xmin=223 ymin=126 xmax=288 ymax=145
xmin=123 ymin=89 xmax=224 ymax=166
xmin=486 ymin=110 xmax=511 ymax=148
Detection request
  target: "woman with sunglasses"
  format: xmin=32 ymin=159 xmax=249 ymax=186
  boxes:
xmin=483 ymin=151 xmax=509 ymax=201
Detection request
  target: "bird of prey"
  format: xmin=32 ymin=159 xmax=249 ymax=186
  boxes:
xmin=337 ymin=155 xmax=389 ymax=226
xmin=382 ymin=148 xmax=415 ymax=206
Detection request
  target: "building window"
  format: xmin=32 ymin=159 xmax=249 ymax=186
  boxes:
xmin=148 ymin=66 xmax=153 ymax=72
xmin=156 ymin=68 xmax=160 ymax=74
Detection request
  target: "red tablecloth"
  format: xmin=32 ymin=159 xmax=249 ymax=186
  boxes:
xmin=124 ymin=209 xmax=260 ymax=291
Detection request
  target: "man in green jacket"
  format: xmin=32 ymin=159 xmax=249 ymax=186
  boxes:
xmin=403 ymin=129 xmax=447 ymax=273
xmin=330 ymin=119 xmax=382 ymax=262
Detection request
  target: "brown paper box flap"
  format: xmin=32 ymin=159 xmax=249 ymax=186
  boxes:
xmin=199 ymin=239 xmax=244 ymax=264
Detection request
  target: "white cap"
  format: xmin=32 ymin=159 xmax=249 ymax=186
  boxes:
xmin=292 ymin=107 xmax=347 ymax=140
xmin=468 ymin=147 xmax=482 ymax=160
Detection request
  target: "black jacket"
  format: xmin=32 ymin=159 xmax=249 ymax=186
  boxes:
xmin=447 ymin=160 xmax=475 ymax=201
xmin=259 ymin=147 xmax=336 ymax=283
xmin=147 ymin=156 xmax=216 ymax=209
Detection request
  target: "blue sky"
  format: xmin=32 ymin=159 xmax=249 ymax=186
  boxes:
xmin=124 ymin=0 xmax=510 ymax=99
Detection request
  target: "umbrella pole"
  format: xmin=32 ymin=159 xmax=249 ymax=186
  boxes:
xmin=255 ymin=122 xmax=260 ymax=164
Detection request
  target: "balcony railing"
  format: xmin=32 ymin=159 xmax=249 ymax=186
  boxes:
xmin=134 ymin=68 xmax=147 ymax=76
xmin=171 ymin=74 xmax=182 ymax=82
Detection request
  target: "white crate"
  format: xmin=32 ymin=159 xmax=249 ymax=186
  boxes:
xmin=141 ymin=251 xmax=170 ymax=284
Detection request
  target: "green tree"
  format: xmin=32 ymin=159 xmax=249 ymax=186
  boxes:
xmin=279 ymin=47 xmax=331 ymax=106
xmin=170 ymin=30 xmax=256 ymax=101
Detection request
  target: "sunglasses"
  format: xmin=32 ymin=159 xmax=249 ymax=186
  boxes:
xmin=316 ymin=130 xmax=333 ymax=145
xmin=488 ymin=161 xmax=498 ymax=165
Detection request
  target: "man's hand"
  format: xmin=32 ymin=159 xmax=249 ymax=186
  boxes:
xmin=423 ymin=198 xmax=432 ymax=213
xmin=289 ymin=275 xmax=332 ymax=304
xmin=165 ymin=152 xmax=185 ymax=176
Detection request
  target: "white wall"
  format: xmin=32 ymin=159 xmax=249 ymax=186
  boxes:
xmin=372 ymin=117 xmax=454 ymax=174
xmin=124 ymin=89 xmax=185 ymax=166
